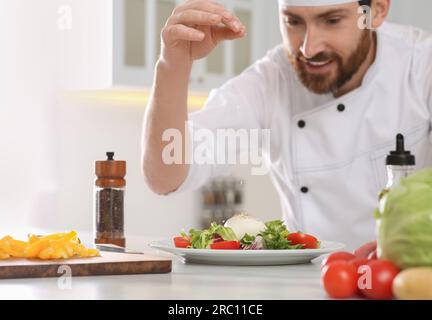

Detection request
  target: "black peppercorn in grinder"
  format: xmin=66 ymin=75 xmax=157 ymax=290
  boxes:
xmin=94 ymin=152 xmax=126 ymax=247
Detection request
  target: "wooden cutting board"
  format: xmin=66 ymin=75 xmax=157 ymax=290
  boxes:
xmin=0 ymin=252 xmax=171 ymax=279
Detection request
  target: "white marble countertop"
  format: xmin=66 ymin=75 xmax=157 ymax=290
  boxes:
xmin=0 ymin=232 xmax=330 ymax=300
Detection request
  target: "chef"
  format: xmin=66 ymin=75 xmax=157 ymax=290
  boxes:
xmin=141 ymin=0 xmax=432 ymax=250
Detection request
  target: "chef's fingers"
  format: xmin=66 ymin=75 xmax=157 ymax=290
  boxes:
xmin=163 ymin=24 xmax=206 ymax=42
xmin=170 ymin=0 xmax=244 ymax=33
xmin=212 ymin=25 xmax=247 ymax=44
xmin=354 ymin=241 xmax=377 ymax=259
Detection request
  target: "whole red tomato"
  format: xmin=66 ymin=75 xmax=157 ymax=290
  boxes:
xmin=322 ymin=261 xmax=358 ymax=299
xmin=359 ymin=260 xmax=400 ymax=300
xmin=287 ymin=233 xmax=319 ymax=249
xmin=321 ymin=251 xmax=356 ymax=268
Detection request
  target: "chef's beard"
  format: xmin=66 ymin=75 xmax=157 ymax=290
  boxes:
xmin=288 ymin=30 xmax=372 ymax=95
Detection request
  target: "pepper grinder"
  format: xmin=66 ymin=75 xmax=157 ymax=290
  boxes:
xmin=94 ymin=152 xmax=126 ymax=247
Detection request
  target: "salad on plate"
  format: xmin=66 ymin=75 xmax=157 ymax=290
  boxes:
xmin=173 ymin=214 xmax=320 ymax=251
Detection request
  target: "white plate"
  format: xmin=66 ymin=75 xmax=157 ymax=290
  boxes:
xmin=149 ymin=240 xmax=345 ymax=266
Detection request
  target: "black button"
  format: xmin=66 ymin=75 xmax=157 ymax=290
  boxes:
xmin=337 ymin=104 xmax=345 ymax=112
xmin=298 ymin=120 xmax=306 ymax=128
xmin=301 ymin=187 xmax=309 ymax=194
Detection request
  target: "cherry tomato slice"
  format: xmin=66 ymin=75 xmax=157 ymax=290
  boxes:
xmin=173 ymin=236 xmax=191 ymax=248
xmin=210 ymin=241 xmax=241 ymax=250
xmin=287 ymin=232 xmax=319 ymax=249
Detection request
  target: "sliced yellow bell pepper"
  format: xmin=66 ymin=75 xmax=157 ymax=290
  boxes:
xmin=0 ymin=231 xmax=99 ymax=260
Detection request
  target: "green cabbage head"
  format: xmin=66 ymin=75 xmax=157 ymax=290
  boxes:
xmin=377 ymin=168 xmax=432 ymax=269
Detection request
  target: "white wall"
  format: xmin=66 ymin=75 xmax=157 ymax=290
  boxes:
xmin=387 ymin=0 xmax=432 ymax=32
xmin=268 ymin=0 xmax=284 ymax=50
xmin=0 ymin=0 xmax=113 ymax=233
xmin=56 ymin=0 xmax=113 ymax=90
xmin=0 ymin=1 xmax=59 ymax=230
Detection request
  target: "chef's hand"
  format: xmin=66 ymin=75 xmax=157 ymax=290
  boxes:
xmin=354 ymin=241 xmax=377 ymax=259
xmin=161 ymin=0 xmax=246 ymax=66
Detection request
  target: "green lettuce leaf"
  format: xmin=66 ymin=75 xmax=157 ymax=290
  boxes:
xmin=208 ymin=223 xmax=237 ymax=241
xmin=185 ymin=222 xmax=237 ymax=249
xmin=260 ymin=220 xmax=303 ymax=249
xmin=240 ymin=233 xmax=256 ymax=246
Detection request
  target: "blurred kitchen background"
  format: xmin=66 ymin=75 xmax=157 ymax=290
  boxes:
xmin=1 ymin=0 xmax=431 ymax=238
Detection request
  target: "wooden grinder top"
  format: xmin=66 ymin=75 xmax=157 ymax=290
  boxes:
xmin=95 ymin=152 xmax=126 ymax=188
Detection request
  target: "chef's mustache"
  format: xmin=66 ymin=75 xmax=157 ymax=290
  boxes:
xmin=297 ymin=52 xmax=339 ymax=63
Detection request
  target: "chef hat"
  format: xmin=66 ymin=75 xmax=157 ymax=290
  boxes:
xmin=278 ymin=0 xmax=359 ymax=7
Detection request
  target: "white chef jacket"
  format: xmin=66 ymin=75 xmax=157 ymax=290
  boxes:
xmin=171 ymin=22 xmax=432 ymax=250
